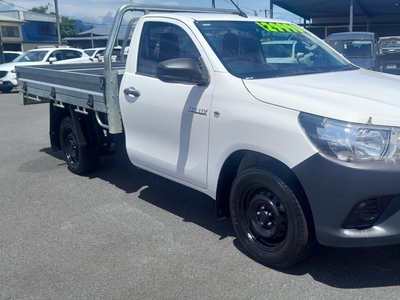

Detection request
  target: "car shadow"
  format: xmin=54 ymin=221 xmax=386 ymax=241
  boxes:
xmin=233 ymin=238 xmax=400 ymax=288
xmin=0 ymin=89 xmax=19 ymax=94
xmin=40 ymin=145 xmax=235 ymax=239
xmin=41 ymin=145 xmax=400 ymax=287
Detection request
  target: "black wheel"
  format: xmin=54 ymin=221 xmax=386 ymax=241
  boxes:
xmin=230 ymin=165 xmax=314 ymax=268
xmin=59 ymin=116 xmax=99 ymax=175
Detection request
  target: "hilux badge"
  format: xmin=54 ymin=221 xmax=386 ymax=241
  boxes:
xmin=188 ymin=106 xmax=208 ymax=116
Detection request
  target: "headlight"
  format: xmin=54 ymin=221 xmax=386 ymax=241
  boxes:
xmin=299 ymin=112 xmax=400 ymax=161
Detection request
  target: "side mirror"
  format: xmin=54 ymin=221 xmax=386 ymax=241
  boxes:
xmin=156 ymin=58 xmax=209 ymax=86
xmin=49 ymin=57 xmax=57 ymax=64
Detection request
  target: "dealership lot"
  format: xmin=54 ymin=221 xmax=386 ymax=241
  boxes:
xmin=1 ymin=91 xmax=400 ymax=299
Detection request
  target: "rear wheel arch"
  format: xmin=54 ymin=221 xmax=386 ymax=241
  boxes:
xmin=51 ymin=102 xmax=107 ymax=174
xmin=50 ymin=102 xmax=103 ymax=151
xmin=50 ymin=101 xmax=69 ymax=151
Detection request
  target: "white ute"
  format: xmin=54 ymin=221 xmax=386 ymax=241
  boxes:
xmin=16 ymin=3 xmax=400 ymax=268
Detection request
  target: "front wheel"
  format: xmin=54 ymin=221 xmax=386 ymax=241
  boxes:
xmin=230 ymin=165 xmax=314 ymax=268
xmin=59 ymin=116 xmax=99 ymax=175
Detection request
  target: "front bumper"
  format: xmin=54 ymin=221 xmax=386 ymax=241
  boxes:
xmin=293 ymin=153 xmax=400 ymax=247
xmin=0 ymin=80 xmax=16 ymax=89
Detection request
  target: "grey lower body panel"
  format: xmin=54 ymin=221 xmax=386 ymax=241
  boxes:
xmin=293 ymin=153 xmax=400 ymax=247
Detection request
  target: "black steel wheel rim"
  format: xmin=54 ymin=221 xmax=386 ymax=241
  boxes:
xmin=241 ymin=186 xmax=288 ymax=251
xmin=64 ymin=127 xmax=79 ymax=166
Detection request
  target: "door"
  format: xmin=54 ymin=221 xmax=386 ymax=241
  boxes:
xmin=120 ymin=20 xmax=213 ymax=189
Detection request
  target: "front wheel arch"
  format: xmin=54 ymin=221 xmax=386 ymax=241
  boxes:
xmin=216 ymin=151 xmax=314 ymax=224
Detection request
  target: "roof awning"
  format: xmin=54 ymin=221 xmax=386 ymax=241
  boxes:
xmin=273 ymin=0 xmax=400 ymax=20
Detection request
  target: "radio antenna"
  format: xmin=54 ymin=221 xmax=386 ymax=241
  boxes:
xmin=229 ymin=0 xmax=247 ymax=18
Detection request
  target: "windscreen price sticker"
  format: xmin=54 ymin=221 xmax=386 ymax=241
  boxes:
xmin=256 ymin=22 xmax=304 ymax=33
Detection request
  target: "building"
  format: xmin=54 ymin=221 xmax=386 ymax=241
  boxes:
xmin=0 ymin=15 xmax=24 ymax=51
xmin=63 ymin=27 xmax=127 ymax=49
xmin=0 ymin=10 xmax=58 ymax=51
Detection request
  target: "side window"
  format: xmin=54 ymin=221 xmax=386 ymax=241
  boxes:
xmin=64 ymin=50 xmax=82 ymax=60
xmin=49 ymin=50 xmax=63 ymax=61
xmin=137 ymin=21 xmax=200 ymax=76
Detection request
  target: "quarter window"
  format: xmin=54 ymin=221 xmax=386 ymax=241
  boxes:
xmin=63 ymin=50 xmax=82 ymax=59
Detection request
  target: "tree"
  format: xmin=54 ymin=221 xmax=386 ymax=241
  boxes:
xmin=29 ymin=4 xmax=77 ymax=37
xmin=59 ymin=16 xmax=76 ymax=37
xmin=30 ymin=4 xmax=51 ymax=14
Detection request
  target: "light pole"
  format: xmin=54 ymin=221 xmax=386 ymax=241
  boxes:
xmin=54 ymin=0 xmax=62 ymax=45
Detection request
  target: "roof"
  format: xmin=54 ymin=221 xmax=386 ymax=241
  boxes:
xmin=143 ymin=13 xmax=285 ymax=22
xmin=0 ymin=10 xmax=56 ymax=22
xmin=77 ymin=27 xmax=114 ymax=37
xmin=326 ymin=31 xmax=376 ymax=40
xmin=379 ymin=36 xmax=400 ymax=40
xmin=0 ymin=14 xmax=24 ymax=23
xmin=63 ymin=36 xmax=111 ymax=41
xmin=273 ymin=0 xmax=400 ymax=20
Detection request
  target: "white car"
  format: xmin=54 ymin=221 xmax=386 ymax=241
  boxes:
xmin=83 ymin=47 xmax=105 ymax=62
xmin=3 ymin=51 xmax=22 ymax=63
xmin=84 ymin=47 xmax=125 ymax=63
xmin=0 ymin=47 xmax=92 ymax=93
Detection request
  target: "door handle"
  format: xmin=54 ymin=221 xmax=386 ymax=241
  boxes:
xmin=123 ymin=87 xmax=141 ymax=97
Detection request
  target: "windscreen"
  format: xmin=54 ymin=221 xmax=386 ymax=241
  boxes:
xmin=378 ymin=38 xmax=400 ymax=51
xmin=84 ymin=49 xmax=96 ymax=56
xmin=195 ymin=21 xmax=354 ymax=79
xmin=14 ymin=50 xmax=49 ymax=62
xmin=325 ymin=39 xmax=374 ymax=58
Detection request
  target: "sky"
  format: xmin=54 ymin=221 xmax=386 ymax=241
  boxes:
xmin=0 ymin=0 xmax=301 ymax=27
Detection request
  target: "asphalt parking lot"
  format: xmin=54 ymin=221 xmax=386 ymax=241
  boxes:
xmin=1 ymin=91 xmax=400 ymax=300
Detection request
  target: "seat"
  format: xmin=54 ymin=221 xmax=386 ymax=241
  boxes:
xmin=38 ymin=52 xmax=46 ymax=61
xmin=359 ymin=44 xmax=371 ymax=56
xmin=343 ymin=44 xmax=357 ymax=57
xmin=158 ymin=32 xmax=180 ymax=61
xmin=242 ymin=36 xmax=263 ymax=62
xmin=221 ymin=32 xmax=239 ymax=59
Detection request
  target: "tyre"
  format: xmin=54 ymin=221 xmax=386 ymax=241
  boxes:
xmin=59 ymin=116 xmax=99 ymax=175
xmin=1 ymin=87 xmax=13 ymax=93
xmin=230 ymin=165 xmax=314 ymax=268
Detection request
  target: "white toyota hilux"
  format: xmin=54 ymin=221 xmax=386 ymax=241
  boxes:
xmin=16 ymin=4 xmax=400 ymax=268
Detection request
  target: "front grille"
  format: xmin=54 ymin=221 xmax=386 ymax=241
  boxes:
xmin=0 ymin=71 xmax=8 ymax=78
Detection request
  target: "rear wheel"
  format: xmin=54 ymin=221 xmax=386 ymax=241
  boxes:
xmin=230 ymin=165 xmax=314 ymax=268
xmin=59 ymin=116 xmax=99 ymax=174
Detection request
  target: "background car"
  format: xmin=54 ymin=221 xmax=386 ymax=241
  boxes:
xmin=83 ymin=47 xmax=123 ymax=63
xmin=376 ymin=36 xmax=400 ymax=74
xmin=3 ymin=51 xmax=22 ymax=63
xmin=325 ymin=31 xmax=378 ymax=69
xmin=0 ymin=47 xmax=92 ymax=93
xmin=83 ymin=47 xmax=105 ymax=62
xmin=261 ymin=40 xmax=314 ymax=65
xmin=262 ymin=40 xmax=299 ymax=63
